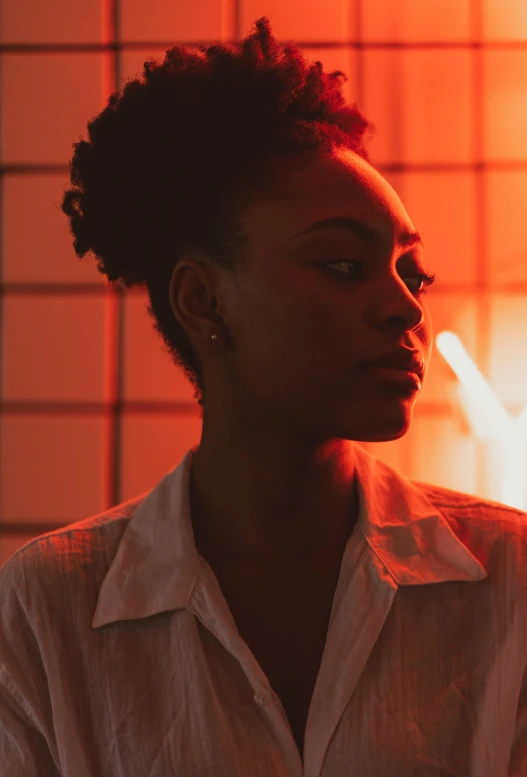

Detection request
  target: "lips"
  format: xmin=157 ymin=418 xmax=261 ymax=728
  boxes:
xmin=360 ymin=349 xmax=424 ymax=377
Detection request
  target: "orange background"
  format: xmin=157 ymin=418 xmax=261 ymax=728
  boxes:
xmin=1 ymin=0 xmax=527 ymax=565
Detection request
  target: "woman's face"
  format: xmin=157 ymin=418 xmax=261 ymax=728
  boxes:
xmin=204 ymin=146 xmax=434 ymax=443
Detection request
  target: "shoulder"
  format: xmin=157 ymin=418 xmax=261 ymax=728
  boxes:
xmin=410 ymin=477 xmax=527 ymax=525
xmin=0 ymin=494 xmax=145 ymax=619
xmin=410 ymin=477 xmax=527 ymax=568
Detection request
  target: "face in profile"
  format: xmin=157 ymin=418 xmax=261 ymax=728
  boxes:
xmin=199 ymin=145 xmax=435 ymax=444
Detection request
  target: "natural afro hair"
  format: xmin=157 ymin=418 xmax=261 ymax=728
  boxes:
xmin=60 ymin=16 xmax=374 ymax=409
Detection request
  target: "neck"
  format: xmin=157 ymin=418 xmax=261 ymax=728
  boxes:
xmin=189 ymin=432 xmax=359 ymax=560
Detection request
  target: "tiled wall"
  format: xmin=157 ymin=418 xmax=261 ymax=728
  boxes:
xmin=1 ymin=0 xmax=527 ymax=565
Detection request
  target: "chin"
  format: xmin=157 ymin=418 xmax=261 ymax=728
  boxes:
xmin=364 ymin=426 xmax=411 ymax=443
xmin=342 ymin=406 xmax=414 ymax=443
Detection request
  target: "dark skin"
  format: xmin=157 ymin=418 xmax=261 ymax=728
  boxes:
xmin=168 ymin=146 xmax=433 ymax=564
xmin=169 ymin=146 xmax=434 ymax=757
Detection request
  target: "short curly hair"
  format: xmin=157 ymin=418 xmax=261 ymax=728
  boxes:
xmin=61 ymin=16 xmax=374 ymax=409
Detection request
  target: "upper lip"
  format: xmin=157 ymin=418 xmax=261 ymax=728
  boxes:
xmin=361 ymin=348 xmax=424 ymax=377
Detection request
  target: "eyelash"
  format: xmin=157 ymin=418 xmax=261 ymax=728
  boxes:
xmin=324 ymin=261 xmax=437 ymax=296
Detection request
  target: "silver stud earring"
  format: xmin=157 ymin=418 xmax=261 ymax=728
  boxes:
xmin=211 ymin=334 xmax=218 ymax=341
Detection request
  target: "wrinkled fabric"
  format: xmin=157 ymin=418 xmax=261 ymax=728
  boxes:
xmin=1 ymin=441 xmax=527 ymax=777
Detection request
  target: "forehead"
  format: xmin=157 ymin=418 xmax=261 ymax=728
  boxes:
xmin=245 ymin=147 xmax=414 ymax=250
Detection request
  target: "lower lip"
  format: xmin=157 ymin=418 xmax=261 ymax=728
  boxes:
xmin=363 ymin=366 xmax=422 ymax=392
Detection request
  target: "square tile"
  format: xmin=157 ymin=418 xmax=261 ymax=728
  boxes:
xmin=241 ymin=0 xmax=356 ymax=43
xmin=0 ymin=415 xmax=107 ymax=523
xmin=485 ymin=170 xmax=527 ymax=285
xmin=0 ymin=0 xmax=104 ymax=44
xmin=2 ymin=294 xmax=107 ymax=402
xmin=1 ymin=53 xmax=105 ymax=165
xmin=120 ymin=0 xmax=226 ymax=42
xmin=482 ymin=0 xmax=527 ymax=40
xmin=488 ymin=294 xmax=527 ymax=405
xmin=123 ymin=291 xmax=198 ymax=403
xmin=120 ymin=414 xmax=202 ymax=502
xmin=2 ymin=173 xmax=107 ymax=284
xmin=393 ymin=171 xmax=477 ymax=286
xmin=361 ymin=0 xmax=471 ymax=42
xmin=362 ymin=49 xmax=473 ymax=165
xmin=483 ymin=50 xmax=527 ymax=161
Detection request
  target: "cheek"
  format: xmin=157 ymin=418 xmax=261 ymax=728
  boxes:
xmin=232 ymin=301 xmax=318 ymax=393
xmin=251 ymin=313 xmax=351 ymax=403
xmin=231 ymin=271 xmax=356 ymax=394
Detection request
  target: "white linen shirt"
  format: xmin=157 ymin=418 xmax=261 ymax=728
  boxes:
xmin=2 ymin=441 xmax=527 ymax=776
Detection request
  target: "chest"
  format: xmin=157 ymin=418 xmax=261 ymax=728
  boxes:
xmin=210 ymin=550 xmax=345 ymax=754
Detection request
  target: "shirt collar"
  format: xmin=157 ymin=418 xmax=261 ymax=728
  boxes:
xmin=92 ymin=442 xmax=487 ymax=629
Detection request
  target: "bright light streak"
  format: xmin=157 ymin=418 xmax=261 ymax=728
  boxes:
xmin=435 ymin=331 xmax=527 ymax=510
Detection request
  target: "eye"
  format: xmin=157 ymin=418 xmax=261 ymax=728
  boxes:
xmin=324 ymin=261 xmax=436 ymax=296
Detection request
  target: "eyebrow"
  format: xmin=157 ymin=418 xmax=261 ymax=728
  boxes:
xmin=290 ymin=216 xmax=423 ymax=250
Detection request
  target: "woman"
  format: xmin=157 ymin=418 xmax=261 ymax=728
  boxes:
xmin=1 ymin=17 xmax=527 ymax=776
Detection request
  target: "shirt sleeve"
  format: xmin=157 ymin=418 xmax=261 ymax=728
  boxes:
xmin=0 ymin=667 xmax=61 ymax=777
